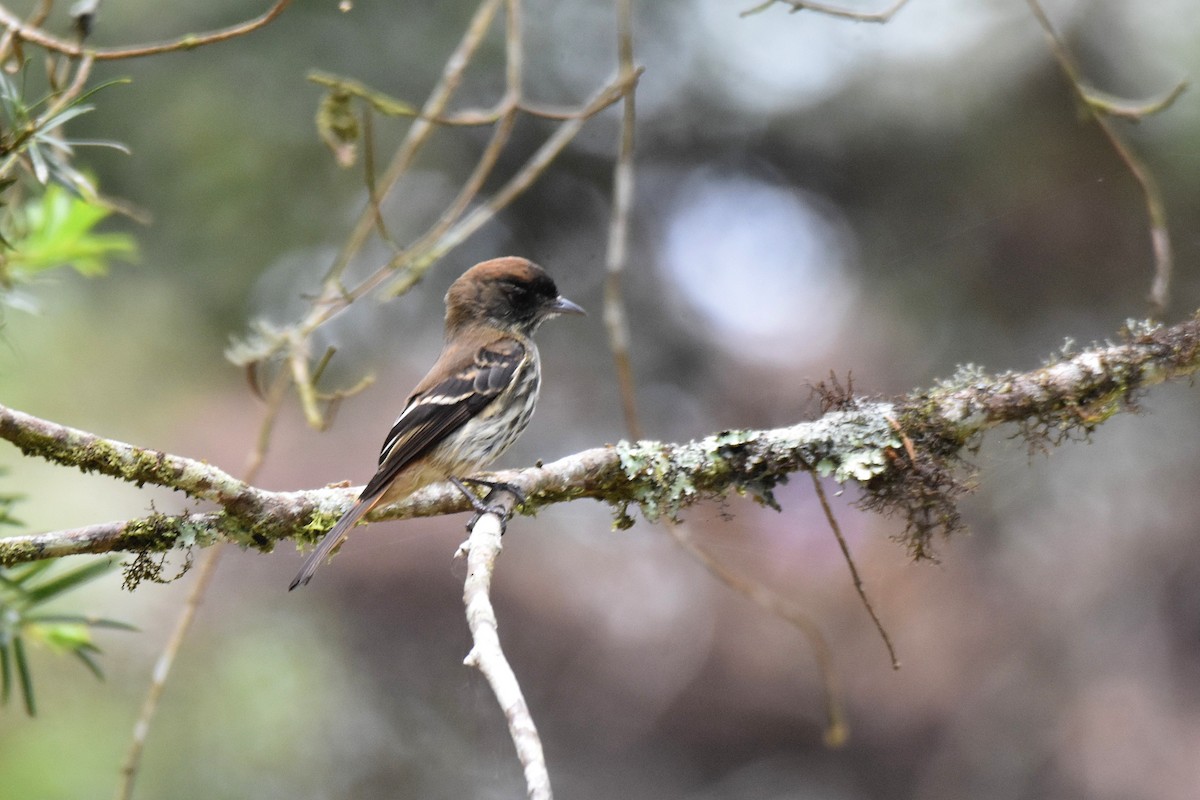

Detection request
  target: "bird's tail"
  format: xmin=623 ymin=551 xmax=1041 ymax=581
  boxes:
xmin=289 ymin=496 xmax=378 ymax=590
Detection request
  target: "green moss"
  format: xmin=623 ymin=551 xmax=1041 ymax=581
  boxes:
xmin=0 ymin=539 xmax=41 ymax=568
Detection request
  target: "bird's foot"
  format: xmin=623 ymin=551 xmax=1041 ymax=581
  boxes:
xmin=449 ymin=476 xmax=526 ymax=531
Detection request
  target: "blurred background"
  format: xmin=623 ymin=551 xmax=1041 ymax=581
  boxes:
xmin=4 ymin=0 xmax=1200 ymax=797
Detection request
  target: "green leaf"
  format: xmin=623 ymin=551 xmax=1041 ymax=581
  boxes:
xmin=1 ymin=642 xmax=10 ymax=705
xmin=13 ymin=635 xmax=34 ymax=715
xmin=23 ymin=613 xmax=138 ymax=632
xmin=31 ymin=621 xmax=92 ymax=651
xmin=72 ymin=644 xmax=103 ymax=681
xmin=21 ymin=558 xmax=114 ymax=606
xmin=0 ymin=558 xmax=131 ymax=715
xmin=1 ymin=559 xmax=54 ymax=589
xmin=6 ymin=184 xmax=137 ymax=278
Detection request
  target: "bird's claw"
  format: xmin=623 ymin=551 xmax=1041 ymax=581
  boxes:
xmin=449 ymin=476 xmax=525 ymax=532
xmin=458 ymin=476 xmax=527 ymax=507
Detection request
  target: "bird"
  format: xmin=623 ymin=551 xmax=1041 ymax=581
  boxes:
xmin=289 ymin=256 xmax=584 ymax=590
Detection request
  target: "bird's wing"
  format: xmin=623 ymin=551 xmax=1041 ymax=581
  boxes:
xmin=360 ymin=335 xmax=527 ymax=500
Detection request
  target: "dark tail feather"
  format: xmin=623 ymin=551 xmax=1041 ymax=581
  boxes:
xmin=289 ymin=497 xmax=376 ymax=590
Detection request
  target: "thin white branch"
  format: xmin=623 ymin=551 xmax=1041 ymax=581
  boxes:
xmin=458 ymin=500 xmax=551 ymax=800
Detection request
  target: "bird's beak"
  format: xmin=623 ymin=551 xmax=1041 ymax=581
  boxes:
xmin=550 ymin=296 xmax=586 ymax=316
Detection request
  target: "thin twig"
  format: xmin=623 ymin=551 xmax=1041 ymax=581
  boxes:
xmin=0 ymin=0 xmax=50 ymax=64
xmin=1025 ymin=0 xmax=1177 ymax=315
xmin=1084 ymin=81 xmax=1188 ymax=122
xmin=742 ymin=0 xmax=910 ymax=21
xmin=381 ymin=68 xmax=640 ymax=295
xmin=408 ymin=0 xmax=527 ymax=253
xmin=807 ymin=470 xmax=899 ymax=670
xmin=387 ymin=104 xmax=521 ymax=289
xmin=113 ymin=547 xmax=224 ymax=800
xmin=361 ymin=109 xmax=403 ymax=255
xmin=665 ymin=522 xmax=848 ymax=746
xmin=114 ymin=356 xmax=293 ymax=800
xmin=0 ymin=0 xmax=292 ymax=60
xmin=308 ymin=70 xmax=630 ymax=127
xmin=603 ymin=0 xmax=642 ymax=440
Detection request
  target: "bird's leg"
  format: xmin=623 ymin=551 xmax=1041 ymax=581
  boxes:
xmin=449 ymin=476 xmax=525 ymax=531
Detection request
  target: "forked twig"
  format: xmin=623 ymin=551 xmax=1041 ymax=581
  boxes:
xmin=316 ymin=0 xmax=504 ymax=303
xmin=1025 ymin=0 xmax=1181 ymax=314
xmin=378 ymin=68 xmax=641 ymax=296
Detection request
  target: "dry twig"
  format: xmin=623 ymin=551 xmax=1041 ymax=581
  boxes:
xmin=1025 ymin=0 xmax=1183 ymax=315
xmin=741 ymin=0 xmax=910 ymax=22
xmin=114 ymin=358 xmax=294 ymax=800
xmin=603 ymin=0 xmax=642 ymax=440
xmin=0 ymin=0 xmax=292 ymax=61
xmin=665 ymin=522 xmax=848 ymax=746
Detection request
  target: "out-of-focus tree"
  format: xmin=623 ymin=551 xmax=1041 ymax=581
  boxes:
xmin=2 ymin=2 xmax=1200 ymax=799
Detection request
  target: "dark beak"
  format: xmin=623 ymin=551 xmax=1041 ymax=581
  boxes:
xmin=550 ymin=295 xmax=586 ymax=316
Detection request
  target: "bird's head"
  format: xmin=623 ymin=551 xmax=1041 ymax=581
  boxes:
xmin=444 ymin=257 xmax=585 ymax=337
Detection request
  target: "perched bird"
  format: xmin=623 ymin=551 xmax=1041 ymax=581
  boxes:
xmin=290 ymin=257 xmax=584 ymax=589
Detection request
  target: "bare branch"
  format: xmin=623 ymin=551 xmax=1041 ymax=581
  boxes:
xmin=378 ymin=67 xmax=640 ymax=297
xmin=316 ymin=0 xmax=504 ymax=303
xmin=1083 ymin=80 xmax=1189 ymax=122
xmin=3 ymin=314 xmax=1198 ymax=568
xmin=0 ymin=0 xmax=292 ymax=61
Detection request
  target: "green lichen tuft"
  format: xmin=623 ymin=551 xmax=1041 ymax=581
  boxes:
xmin=614 ymin=439 xmax=700 ymax=524
xmin=611 ymin=408 xmax=905 ymax=528
xmin=290 ymin=508 xmax=341 ymax=551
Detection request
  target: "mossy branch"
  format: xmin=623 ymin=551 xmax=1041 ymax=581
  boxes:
xmin=2 ymin=314 xmax=1199 ymax=573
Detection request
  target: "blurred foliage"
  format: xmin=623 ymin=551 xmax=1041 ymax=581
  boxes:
xmin=0 ymin=556 xmax=134 ymax=716
xmin=3 ymin=182 xmax=137 ymax=276
xmin=0 ymin=468 xmax=20 ymax=528
xmin=0 ymin=66 xmax=136 ymax=313
xmin=0 ymin=69 xmax=130 ymax=193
